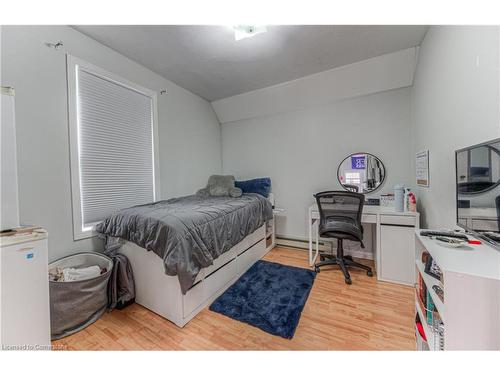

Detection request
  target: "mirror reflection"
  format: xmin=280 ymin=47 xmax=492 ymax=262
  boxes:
xmin=456 ymin=140 xmax=500 ymax=237
xmin=337 ymin=153 xmax=386 ymax=193
xmin=457 ymin=141 xmax=500 ymax=195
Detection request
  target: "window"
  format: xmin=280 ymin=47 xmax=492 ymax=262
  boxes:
xmin=345 ymin=172 xmax=361 ymax=185
xmin=67 ymin=56 xmax=159 ymax=240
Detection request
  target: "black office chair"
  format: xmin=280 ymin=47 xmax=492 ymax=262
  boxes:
xmin=314 ymin=191 xmax=373 ymax=284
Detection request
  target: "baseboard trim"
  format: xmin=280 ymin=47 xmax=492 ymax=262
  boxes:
xmin=276 ymin=235 xmax=374 ymax=260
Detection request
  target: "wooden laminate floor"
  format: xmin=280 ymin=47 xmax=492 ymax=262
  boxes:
xmin=53 ymin=247 xmax=416 ymax=350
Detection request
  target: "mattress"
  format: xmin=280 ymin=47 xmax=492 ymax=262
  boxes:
xmin=96 ymin=193 xmax=273 ymax=294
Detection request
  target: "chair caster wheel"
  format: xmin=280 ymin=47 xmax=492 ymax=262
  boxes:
xmin=345 ymin=278 xmax=352 ymax=285
xmin=314 ymin=266 xmax=320 ymax=273
xmin=367 ymin=270 xmax=373 ymax=277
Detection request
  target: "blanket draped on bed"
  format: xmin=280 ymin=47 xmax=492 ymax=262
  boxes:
xmin=95 ymin=194 xmax=273 ymax=294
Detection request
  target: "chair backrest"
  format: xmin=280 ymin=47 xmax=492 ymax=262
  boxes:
xmin=314 ymin=191 xmax=364 ymax=229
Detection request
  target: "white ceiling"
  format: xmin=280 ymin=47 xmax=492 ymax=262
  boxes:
xmin=73 ymin=25 xmax=428 ymax=101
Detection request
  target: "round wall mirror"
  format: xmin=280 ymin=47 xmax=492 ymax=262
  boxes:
xmin=337 ymin=153 xmax=386 ymax=194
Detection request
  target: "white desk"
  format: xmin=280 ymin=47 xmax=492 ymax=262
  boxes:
xmin=308 ymin=204 xmax=420 ymax=285
xmin=457 ymin=207 xmax=499 ymax=232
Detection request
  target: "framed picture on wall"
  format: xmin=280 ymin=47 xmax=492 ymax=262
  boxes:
xmin=416 ymin=150 xmax=429 ymax=187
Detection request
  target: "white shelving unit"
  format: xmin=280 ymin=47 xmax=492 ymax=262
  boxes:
xmin=415 ymin=292 xmax=435 ymax=350
xmin=414 ymin=230 xmax=500 ymax=350
xmin=415 ymin=260 xmax=445 ymax=321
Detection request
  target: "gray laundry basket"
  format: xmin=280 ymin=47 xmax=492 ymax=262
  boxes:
xmin=49 ymin=252 xmax=113 ymax=340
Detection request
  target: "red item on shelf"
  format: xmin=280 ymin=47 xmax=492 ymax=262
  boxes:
xmin=468 ymin=240 xmax=481 ymax=245
xmin=416 ymin=322 xmax=427 ymax=342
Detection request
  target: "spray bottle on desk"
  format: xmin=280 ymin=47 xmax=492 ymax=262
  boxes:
xmin=408 ymin=192 xmax=417 ymax=212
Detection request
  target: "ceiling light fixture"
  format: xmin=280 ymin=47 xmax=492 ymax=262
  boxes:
xmin=232 ymin=25 xmax=267 ymax=41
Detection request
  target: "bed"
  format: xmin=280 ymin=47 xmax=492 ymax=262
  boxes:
xmin=96 ymin=193 xmax=273 ymax=327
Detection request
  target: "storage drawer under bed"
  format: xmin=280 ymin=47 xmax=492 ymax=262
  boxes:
xmin=237 ymin=238 xmax=267 ymax=275
xmin=183 ymin=257 xmax=238 ymax=317
xmin=182 ymin=238 xmax=266 ymax=318
xmin=119 ymin=224 xmax=268 ymax=327
xmin=193 ymin=225 xmax=265 ymax=283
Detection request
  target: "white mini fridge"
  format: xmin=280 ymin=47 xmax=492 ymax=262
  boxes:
xmin=0 ymin=229 xmax=51 ymax=349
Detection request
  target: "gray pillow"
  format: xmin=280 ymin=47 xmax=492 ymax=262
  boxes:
xmin=196 ymin=175 xmax=243 ymax=198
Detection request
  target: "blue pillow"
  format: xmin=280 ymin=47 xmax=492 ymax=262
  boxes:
xmin=235 ymin=177 xmax=271 ymax=198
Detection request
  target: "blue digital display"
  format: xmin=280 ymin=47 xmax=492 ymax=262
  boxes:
xmin=26 ymin=253 xmax=34 ymax=259
xmin=351 ymin=155 xmax=366 ymax=170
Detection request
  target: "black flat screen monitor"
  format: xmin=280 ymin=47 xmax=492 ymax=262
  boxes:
xmin=456 ymin=138 xmax=500 ymax=247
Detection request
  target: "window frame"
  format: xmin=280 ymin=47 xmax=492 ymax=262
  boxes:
xmin=67 ymin=54 xmax=160 ymax=240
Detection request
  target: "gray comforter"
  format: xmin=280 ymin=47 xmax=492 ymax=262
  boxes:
xmin=95 ymin=194 xmax=273 ymax=294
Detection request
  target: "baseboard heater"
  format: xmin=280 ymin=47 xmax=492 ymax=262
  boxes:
xmin=275 ymin=236 xmax=329 ymax=251
xmin=275 ymin=235 xmax=374 ymax=260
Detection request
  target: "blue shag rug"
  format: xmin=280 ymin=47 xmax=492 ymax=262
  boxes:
xmin=209 ymin=260 xmax=316 ymax=339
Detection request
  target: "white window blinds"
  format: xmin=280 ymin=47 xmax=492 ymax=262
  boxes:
xmin=70 ymin=59 xmax=157 ymax=235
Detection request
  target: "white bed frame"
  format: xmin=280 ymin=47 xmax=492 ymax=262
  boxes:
xmin=119 ymin=225 xmax=268 ymax=327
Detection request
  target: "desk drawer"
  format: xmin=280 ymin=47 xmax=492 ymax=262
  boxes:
xmin=361 ymin=214 xmax=377 ymax=223
xmin=380 ymin=215 xmax=416 ymax=227
xmin=471 ymin=219 xmax=498 ymax=231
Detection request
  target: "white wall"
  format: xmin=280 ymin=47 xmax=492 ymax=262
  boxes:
xmin=0 ymin=90 xmax=20 ymax=231
xmin=411 ymin=26 xmax=500 ymax=229
xmin=1 ymin=26 xmax=222 ymax=261
xmin=221 ymin=87 xmax=414 ymax=244
xmin=213 ymin=48 xmax=417 ymax=123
